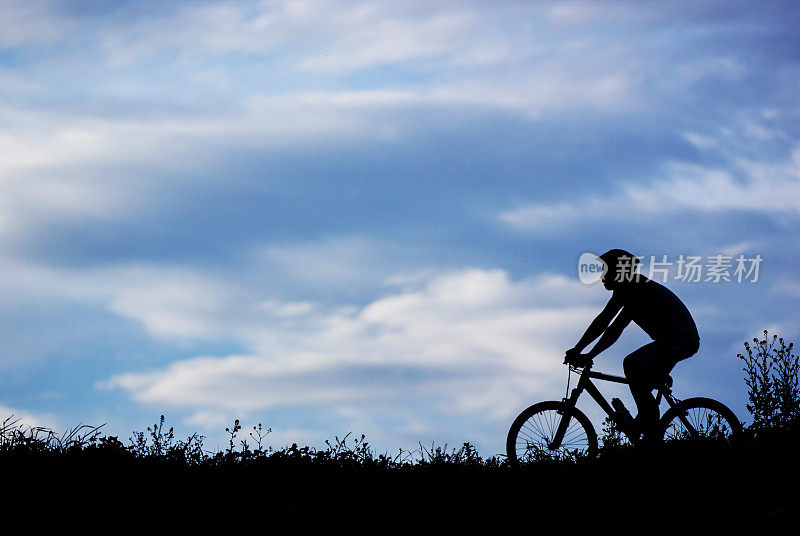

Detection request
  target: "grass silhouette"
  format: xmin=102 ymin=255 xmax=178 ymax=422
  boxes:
xmin=4 ymin=416 xmax=798 ymax=529
xmin=3 ymin=331 xmax=799 ymax=529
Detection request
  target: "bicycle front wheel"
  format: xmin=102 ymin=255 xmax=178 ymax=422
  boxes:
xmin=506 ymin=401 xmax=598 ymax=465
xmin=659 ymin=397 xmax=742 ymax=443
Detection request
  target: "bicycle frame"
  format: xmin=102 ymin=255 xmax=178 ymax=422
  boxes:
xmin=551 ymin=364 xmax=679 ymax=448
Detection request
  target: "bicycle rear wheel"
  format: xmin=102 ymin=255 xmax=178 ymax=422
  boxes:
xmin=506 ymin=401 xmax=598 ymax=465
xmin=659 ymin=397 xmax=742 ymax=442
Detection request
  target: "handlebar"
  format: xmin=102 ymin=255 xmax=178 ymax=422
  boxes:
xmin=563 ymin=352 xmax=593 ymax=369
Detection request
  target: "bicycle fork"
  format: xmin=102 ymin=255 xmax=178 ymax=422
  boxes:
xmin=550 ymin=384 xmax=584 ymax=450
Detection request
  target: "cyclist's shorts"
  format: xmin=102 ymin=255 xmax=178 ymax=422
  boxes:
xmin=624 ymin=332 xmax=699 ymax=387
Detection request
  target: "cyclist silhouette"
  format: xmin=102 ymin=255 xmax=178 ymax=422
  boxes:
xmin=565 ymin=249 xmax=700 ymax=441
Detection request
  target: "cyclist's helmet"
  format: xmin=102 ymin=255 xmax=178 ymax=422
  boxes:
xmin=597 ymin=249 xmax=639 ymax=278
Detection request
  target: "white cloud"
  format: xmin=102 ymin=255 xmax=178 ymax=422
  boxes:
xmin=105 ymin=268 xmax=241 ymax=340
xmin=94 ymin=1 xmax=494 ymax=74
xmin=295 ymin=8 xmax=478 ymax=72
xmin=719 ymin=241 xmax=763 ymax=257
xmin=625 ymin=159 xmax=800 ymax=214
xmin=0 ymin=239 xmax=664 ymax=452
xmin=97 ymin=1 xmax=287 ymax=64
xmin=0 ymin=1 xmax=701 ymax=245
xmin=96 ymin=267 xmax=604 ymax=449
xmin=0 ymin=405 xmax=60 ymax=433
xmin=0 ymin=0 xmax=70 ymax=48
xmin=258 ymin=235 xmax=414 ymax=292
xmin=501 ymin=138 xmax=800 ymax=232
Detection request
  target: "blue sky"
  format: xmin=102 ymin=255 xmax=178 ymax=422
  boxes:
xmin=1 ymin=0 xmax=799 ymax=456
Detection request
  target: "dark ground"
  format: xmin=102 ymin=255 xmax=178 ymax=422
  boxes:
xmin=5 ymin=436 xmax=798 ymax=531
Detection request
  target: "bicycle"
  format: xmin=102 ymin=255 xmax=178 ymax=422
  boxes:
xmin=506 ymin=357 xmax=742 ymax=465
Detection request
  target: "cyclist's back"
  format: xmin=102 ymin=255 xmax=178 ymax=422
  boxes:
xmin=611 ymin=274 xmax=699 ymax=345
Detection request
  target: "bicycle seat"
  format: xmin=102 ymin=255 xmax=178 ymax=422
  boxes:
xmin=658 ymin=375 xmax=673 ymax=390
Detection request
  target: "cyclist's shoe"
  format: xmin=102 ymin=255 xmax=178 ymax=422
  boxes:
xmin=626 ymin=416 xmax=642 ymax=442
xmin=632 ymin=416 xmax=660 ymax=444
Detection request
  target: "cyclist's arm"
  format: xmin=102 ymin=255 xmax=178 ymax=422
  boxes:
xmin=585 ymin=307 xmax=632 ymax=359
xmin=569 ymin=296 xmax=623 ymax=354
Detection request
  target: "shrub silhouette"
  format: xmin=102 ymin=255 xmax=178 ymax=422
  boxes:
xmin=739 ymin=330 xmax=800 ymax=434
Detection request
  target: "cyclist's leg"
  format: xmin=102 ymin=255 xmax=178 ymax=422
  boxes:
xmin=624 ymin=335 xmax=699 ymax=440
xmin=623 ymin=343 xmax=663 ymax=440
